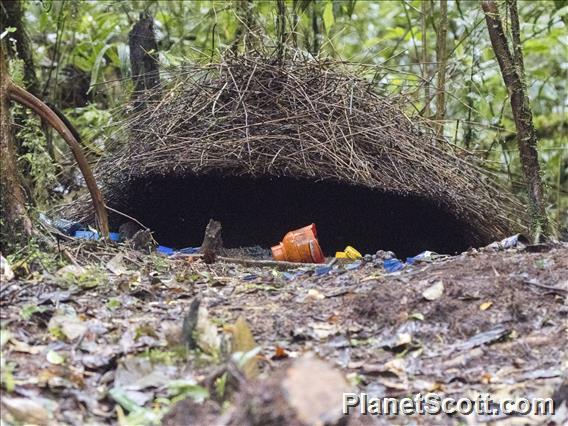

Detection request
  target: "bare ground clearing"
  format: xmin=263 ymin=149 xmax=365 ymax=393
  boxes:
xmin=1 ymin=242 xmax=567 ymax=425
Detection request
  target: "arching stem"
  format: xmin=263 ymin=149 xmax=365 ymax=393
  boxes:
xmin=8 ymin=83 xmax=109 ymax=237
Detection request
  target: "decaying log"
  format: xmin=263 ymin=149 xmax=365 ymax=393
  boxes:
xmin=200 ymin=219 xmax=224 ymax=264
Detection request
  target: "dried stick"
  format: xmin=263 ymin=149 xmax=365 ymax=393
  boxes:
xmin=218 ymin=256 xmax=323 ymax=270
xmin=173 ymin=252 xmax=323 ymax=270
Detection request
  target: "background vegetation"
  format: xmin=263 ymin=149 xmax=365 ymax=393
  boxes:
xmin=3 ymin=0 xmax=567 ymax=235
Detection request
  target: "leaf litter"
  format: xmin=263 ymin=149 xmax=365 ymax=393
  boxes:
xmin=0 ymin=239 xmax=566 ymax=425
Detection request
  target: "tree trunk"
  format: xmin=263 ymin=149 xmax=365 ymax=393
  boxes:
xmin=1 ymin=0 xmax=48 ymax=167
xmin=311 ymin=2 xmax=320 ymax=56
xmin=129 ymin=12 xmax=160 ymax=107
xmin=507 ymin=0 xmax=525 ymax=82
xmin=0 ymin=0 xmax=39 ymax=96
xmin=276 ymin=0 xmax=287 ymax=61
xmin=421 ymin=0 xmax=430 ymax=117
xmin=0 ymin=45 xmax=33 ymax=252
xmin=231 ymin=0 xmax=255 ymax=53
xmin=481 ymin=0 xmax=550 ymax=240
xmin=435 ymin=0 xmax=448 ymax=136
xmin=291 ymin=0 xmax=299 ymax=47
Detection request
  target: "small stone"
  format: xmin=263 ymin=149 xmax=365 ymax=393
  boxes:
xmin=130 ymin=229 xmax=155 ymax=251
xmin=0 ymin=255 xmax=15 ymax=282
xmin=422 ymin=280 xmax=444 ymax=301
xmin=282 ymin=356 xmax=351 ymax=425
xmin=375 ymin=250 xmax=396 ymax=260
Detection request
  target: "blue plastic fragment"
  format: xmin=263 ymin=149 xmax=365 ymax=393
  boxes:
xmin=282 ymin=272 xmax=298 ymax=281
xmin=345 ymin=261 xmax=362 ymax=271
xmin=243 ymin=274 xmax=257 ymax=281
xmin=74 ymin=230 xmax=121 ymax=241
xmin=315 ymin=265 xmax=332 ymax=276
xmin=40 ymin=213 xmax=83 ymax=236
xmin=74 ymin=230 xmax=99 ymax=240
xmin=383 ymin=258 xmax=404 ymax=273
xmin=157 ymin=245 xmax=174 ymax=255
xmin=406 ymin=251 xmax=435 ymax=264
xmin=178 ymin=247 xmax=201 ymax=254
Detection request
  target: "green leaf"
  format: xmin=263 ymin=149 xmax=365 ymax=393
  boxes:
xmin=0 ymin=27 xmax=16 ymax=40
xmin=409 ymin=312 xmax=424 ymax=321
xmin=109 ymin=388 xmax=161 ymax=425
xmin=116 ymin=43 xmax=131 ymax=79
xmin=109 ymin=388 xmax=142 ymax=413
xmin=214 ymin=373 xmax=227 ymax=399
xmin=323 ymin=1 xmax=335 ymax=34
xmin=345 ymin=0 xmax=357 ymax=17
xmin=231 ymin=346 xmax=261 ymax=369
xmin=20 ymin=305 xmax=47 ymax=321
xmin=0 ymin=329 xmax=11 ymax=348
xmin=167 ymin=380 xmax=209 ymax=402
xmin=46 ymin=350 xmax=65 ymax=365
xmin=89 ymin=43 xmax=113 ymax=94
xmin=106 ymin=298 xmax=121 ymax=310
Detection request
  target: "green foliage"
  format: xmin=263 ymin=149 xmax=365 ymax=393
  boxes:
xmin=166 ymin=380 xmax=209 ymax=402
xmin=106 ymin=298 xmax=121 ymax=310
xmin=214 ymin=372 xmax=228 ymax=399
xmin=323 ymin=1 xmax=335 ymax=33
xmin=6 ymin=237 xmax=65 ymax=276
xmin=0 ymin=330 xmax=15 ymax=392
xmin=65 ymin=104 xmax=113 ymax=154
xmin=58 ymin=265 xmax=108 ymax=288
xmin=17 ymin=113 xmax=59 ymax=207
xmin=141 ymin=347 xmax=188 ymax=365
xmin=149 ymin=254 xmax=171 ymax=273
xmin=20 ymin=304 xmax=48 ymax=320
xmin=0 ymin=356 xmax=15 ymax=393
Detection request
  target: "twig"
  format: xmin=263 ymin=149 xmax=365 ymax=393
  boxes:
xmin=523 ymin=280 xmax=567 ymax=294
xmin=174 ymin=253 xmax=323 ymax=271
xmin=218 ymin=256 xmax=323 ymax=270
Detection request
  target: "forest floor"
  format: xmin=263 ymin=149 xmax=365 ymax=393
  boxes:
xmin=0 ymin=238 xmax=567 ymax=425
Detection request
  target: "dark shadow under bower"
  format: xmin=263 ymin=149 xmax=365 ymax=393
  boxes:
xmin=120 ymin=175 xmax=481 ymax=258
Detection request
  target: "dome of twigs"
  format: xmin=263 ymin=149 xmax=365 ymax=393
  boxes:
xmin=65 ymin=56 xmax=528 ymax=245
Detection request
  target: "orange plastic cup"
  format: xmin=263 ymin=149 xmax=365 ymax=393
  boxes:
xmin=271 ymin=224 xmax=325 ymax=264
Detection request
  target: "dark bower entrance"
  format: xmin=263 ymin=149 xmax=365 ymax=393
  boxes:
xmin=123 ymin=175 xmax=478 ymax=258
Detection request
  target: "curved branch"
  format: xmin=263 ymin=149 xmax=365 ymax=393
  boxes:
xmin=8 ymin=83 xmax=109 ymax=237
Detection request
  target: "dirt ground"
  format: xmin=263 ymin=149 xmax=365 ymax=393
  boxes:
xmin=0 ymin=239 xmax=567 ymax=425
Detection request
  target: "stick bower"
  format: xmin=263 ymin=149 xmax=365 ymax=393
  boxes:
xmin=62 ymin=56 xmax=528 ymax=257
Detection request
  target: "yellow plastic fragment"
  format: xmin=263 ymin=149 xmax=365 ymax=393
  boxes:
xmin=335 ymin=246 xmax=362 ymax=259
xmin=344 ymin=246 xmax=362 ymax=259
